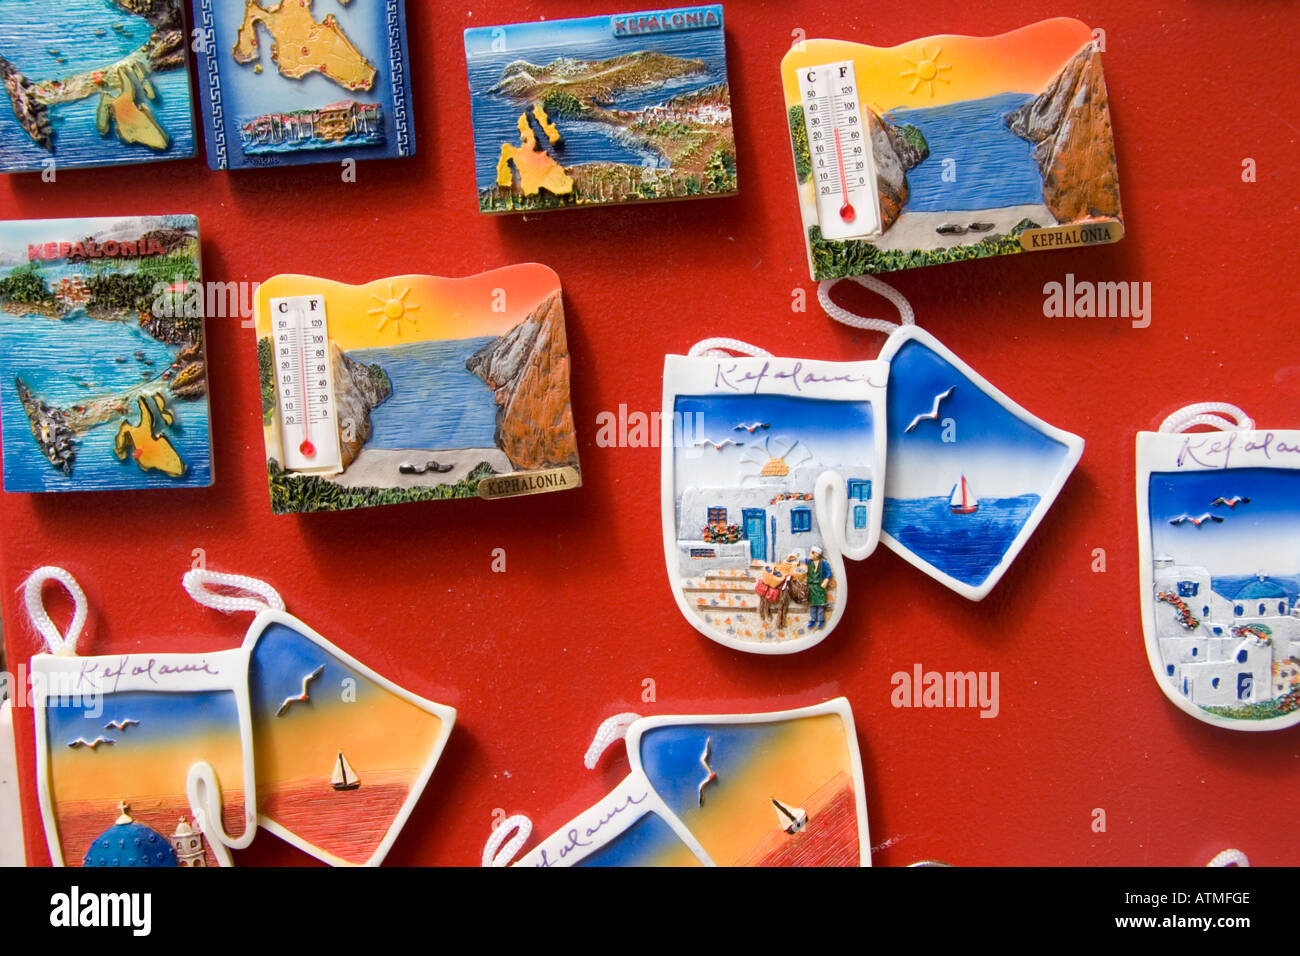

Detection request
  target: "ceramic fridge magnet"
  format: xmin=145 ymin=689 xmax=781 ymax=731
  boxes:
xmin=254 ymin=263 xmax=580 ymax=514
xmin=1137 ymin=404 xmax=1300 ymax=731
xmin=190 ymin=0 xmax=413 ymax=170
xmin=24 ymin=568 xmax=256 ymax=868
xmin=484 ymin=699 xmax=869 ymax=867
xmin=0 ymin=0 xmax=196 ymax=174
xmin=878 ymin=324 xmax=1083 ymax=600
xmin=0 ymin=215 xmax=213 ymax=493
xmin=661 ymin=341 xmax=887 ymax=653
xmin=464 ymin=5 xmax=736 ymax=214
xmin=780 ymin=18 xmax=1123 ymax=279
xmin=182 ymin=570 xmax=456 ymax=866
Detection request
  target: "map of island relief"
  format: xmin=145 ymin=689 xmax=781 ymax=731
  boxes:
xmin=465 ymin=6 xmax=737 ymax=214
xmin=0 ymin=0 xmax=197 ymax=173
xmin=191 ymin=0 xmax=413 ymax=169
xmin=255 ymin=264 xmax=581 ymax=514
xmin=781 ymin=18 xmax=1123 ymax=278
xmin=0 ymin=215 xmax=213 ymax=493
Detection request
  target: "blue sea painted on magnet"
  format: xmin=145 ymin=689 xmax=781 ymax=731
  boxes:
xmin=883 ymin=337 xmax=1070 ymax=587
xmin=0 ymin=0 xmax=196 ymax=173
xmin=350 ymin=338 xmax=498 ymax=451
xmin=191 ymin=0 xmax=412 ymax=169
xmin=0 ymin=215 xmax=212 ymax=493
xmin=887 ymin=93 xmax=1042 ymax=212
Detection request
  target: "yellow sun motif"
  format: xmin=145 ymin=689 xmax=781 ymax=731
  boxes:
xmin=900 ymin=45 xmax=951 ymax=97
xmin=366 ymin=283 xmax=420 ymax=335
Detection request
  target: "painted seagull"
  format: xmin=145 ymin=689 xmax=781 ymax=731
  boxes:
xmin=905 ymin=386 xmax=955 ymax=433
xmin=697 ymin=737 xmax=717 ymax=806
xmin=276 ymin=664 xmax=325 ymax=717
xmin=695 ymin=438 xmax=743 ymax=451
xmin=1169 ymin=513 xmax=1224 ymax=527
xmin=67 ymin=737 xmax=114 ymax=750
xmin=733 ymin=422 xmax=770 ymax=434
xmin=1211 ymin=496 xmax=1251 ymax=508
xmin=103 ymin=718 xmax=139 ymax=732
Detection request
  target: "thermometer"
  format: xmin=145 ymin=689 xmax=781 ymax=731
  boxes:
xmin=270 ymin=294 xmax=342 ymax=474
xmin=798 ymin=60 xmax=881 ymax=241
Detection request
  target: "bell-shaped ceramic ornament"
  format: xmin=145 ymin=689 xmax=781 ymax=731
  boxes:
xmin=661 ymin=341 xmax=888 ymax=653
xmin=1137 ymin=404 xmax=1300 ymax=731
xmin=878 ymin=325 xmax=1084 ymax=599
xmin=25 ymin=568 xmax=256 ymax=868
xmin=485 ymin=698 xmax=869 ymax=867
xmin=183 ymin=570 xmax=457 ymax=865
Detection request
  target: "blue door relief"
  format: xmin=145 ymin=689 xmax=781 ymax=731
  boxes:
xmin=742 ymin=509 xmax=766 ymax=562
xmin=1237 ymin=672 xmax=1253 ymax=701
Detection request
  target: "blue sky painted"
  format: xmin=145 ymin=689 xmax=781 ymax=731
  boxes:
xmin=465 ymin=5 xmax=723 ymax=55
xmin=248 ymin=623 xmax=369 ymax=724
xmin=674 ymin=394 xmax=875 ymax=490
xmin=886 ymin=338 xmax=1069 ymax=499
xmin=637 ymin=722 xmax=771 ymax=822
xmin=1149 ymin=467 xmax=1300 ymax=575
xmin=46 ymin=689 xmax=238 ymax=749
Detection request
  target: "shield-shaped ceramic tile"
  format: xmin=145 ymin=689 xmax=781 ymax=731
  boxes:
xmin=511 ymin=698 xmax=869 ymax=867
xmin=243 ymin=610 xmax=456 ymax=865
xmin=32 ymin=648 xmax=257 ymax=867
xmin=1137 ymin=422 xmax=1300 ymax=730
xmin=661 ymin=353 xmax=888 ymax=653
xmin=878 ymin=326 xmax=1083 ymax=600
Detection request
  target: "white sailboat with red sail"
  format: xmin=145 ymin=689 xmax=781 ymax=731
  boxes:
xmin=949 ymin=475 xmax=978 ymax=515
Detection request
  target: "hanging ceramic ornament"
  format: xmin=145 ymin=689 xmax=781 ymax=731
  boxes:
xmin=181 ymin=570 xmax=457 ymax=865
xmin=484 ymin=698 xmax=869 ymax=867
xmin=819 ymin=276 xmax=1084 ymax=600
xmin=661 ymin=340 xmax=888 ymax=653
xmin=1137 ymin=404 xmax=1300 ymax=731
xmin=24 ymin=567 xmax=256 ymax=867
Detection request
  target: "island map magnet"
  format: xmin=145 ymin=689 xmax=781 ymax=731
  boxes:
xmin=465 ymin=5 xmax=737 ymax=213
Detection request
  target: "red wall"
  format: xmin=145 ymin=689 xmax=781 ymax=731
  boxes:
xmin=2 ymin=0 xmax=1297 ymax=866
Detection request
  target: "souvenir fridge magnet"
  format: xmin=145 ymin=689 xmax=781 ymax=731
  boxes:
xmin=190 ymin=0 xmax=414 ymax=169
xmin=0 ymin=215 xmax=213 ymax=492
xmin=464 ymin=5 xmax=736 ymax=214
xmin=661 ymin=338 xmax=887 ymax=653
xmin=484 ymin=699 xmax=869 ymax=867
xmin=0 ymin=0 xmax=197 ymax=173
xmin=181 ymin=570 xmax=457 ymax=866
xmin=781 ymin=18 xmax=1122 ymax=279
xmin=1137 ymin=404 xmax=1300 ymax=731
xmin=24 ymin=567 xmax=256 ymax=867
xmin=255 ymin=263 xmax=580 ymax=513
xmin=818 ymin=275 xmax=1083 ymax=601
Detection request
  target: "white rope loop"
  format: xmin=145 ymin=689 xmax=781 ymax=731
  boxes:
xmin=817 ymin=275 xmax=916 ymax=334
xmin=483 ymin=814 xmax=533 ymax=867
xmin=1207 ymin=848 xmax=1250 ymax=867
xmin=1158 ymin=403 xmax=1254 ymax=435
xmin=687 ymin=338 xmax=772 ymax=358
xmin=22 ymin=566 xmax=87 ymax=657
xmin=182 ymin=569 xmax=285 ymax=615
xmin=583 ymin=712 xmax=643 ymax=769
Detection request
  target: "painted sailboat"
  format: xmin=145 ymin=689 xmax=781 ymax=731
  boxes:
xmin=949 ymin=474 xmax=978 ymax=515
xmin=331 ymin=750 xmax=361 ymax=791
xmin=771 ymin=796 xmax=808 ymax=835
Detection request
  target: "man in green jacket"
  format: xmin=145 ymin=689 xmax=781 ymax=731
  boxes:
xmin=806 ymin=544 xmax=834 ymax=629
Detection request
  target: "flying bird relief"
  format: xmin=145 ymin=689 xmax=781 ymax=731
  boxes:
xmin=1211 ymin=496 xmax=1251 ymax=508
xmin=694 ymin=438 xmax=743 ymax=451
xmin=905 ymin=386 xmax=956 ymax=433
xmin=732 ymin=422 xmax=771 ymax=434
xmin=696 ymin=737 xmax=717 ymax=806
xmin=1169 ymin=513 xmax=1224 ymax=527
xmin=276 ymin=664 xmax=325 ymax=717
xmin=103 ymin=718 xmax=139 ymax=732
xmin=67 ymin=737 xmax=114 ymax=750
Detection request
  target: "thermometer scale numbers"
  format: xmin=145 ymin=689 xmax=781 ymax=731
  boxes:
xmin=800 ymin=60 xmax=881 ymax=241
xmin=270 ymin=294 xmax=342 ymax=474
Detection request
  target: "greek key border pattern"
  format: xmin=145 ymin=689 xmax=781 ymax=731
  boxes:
xmin=387 ymin=0 xmax=409 ymax=156
xmin=196 ymin=0 xmax=227 ymax=169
